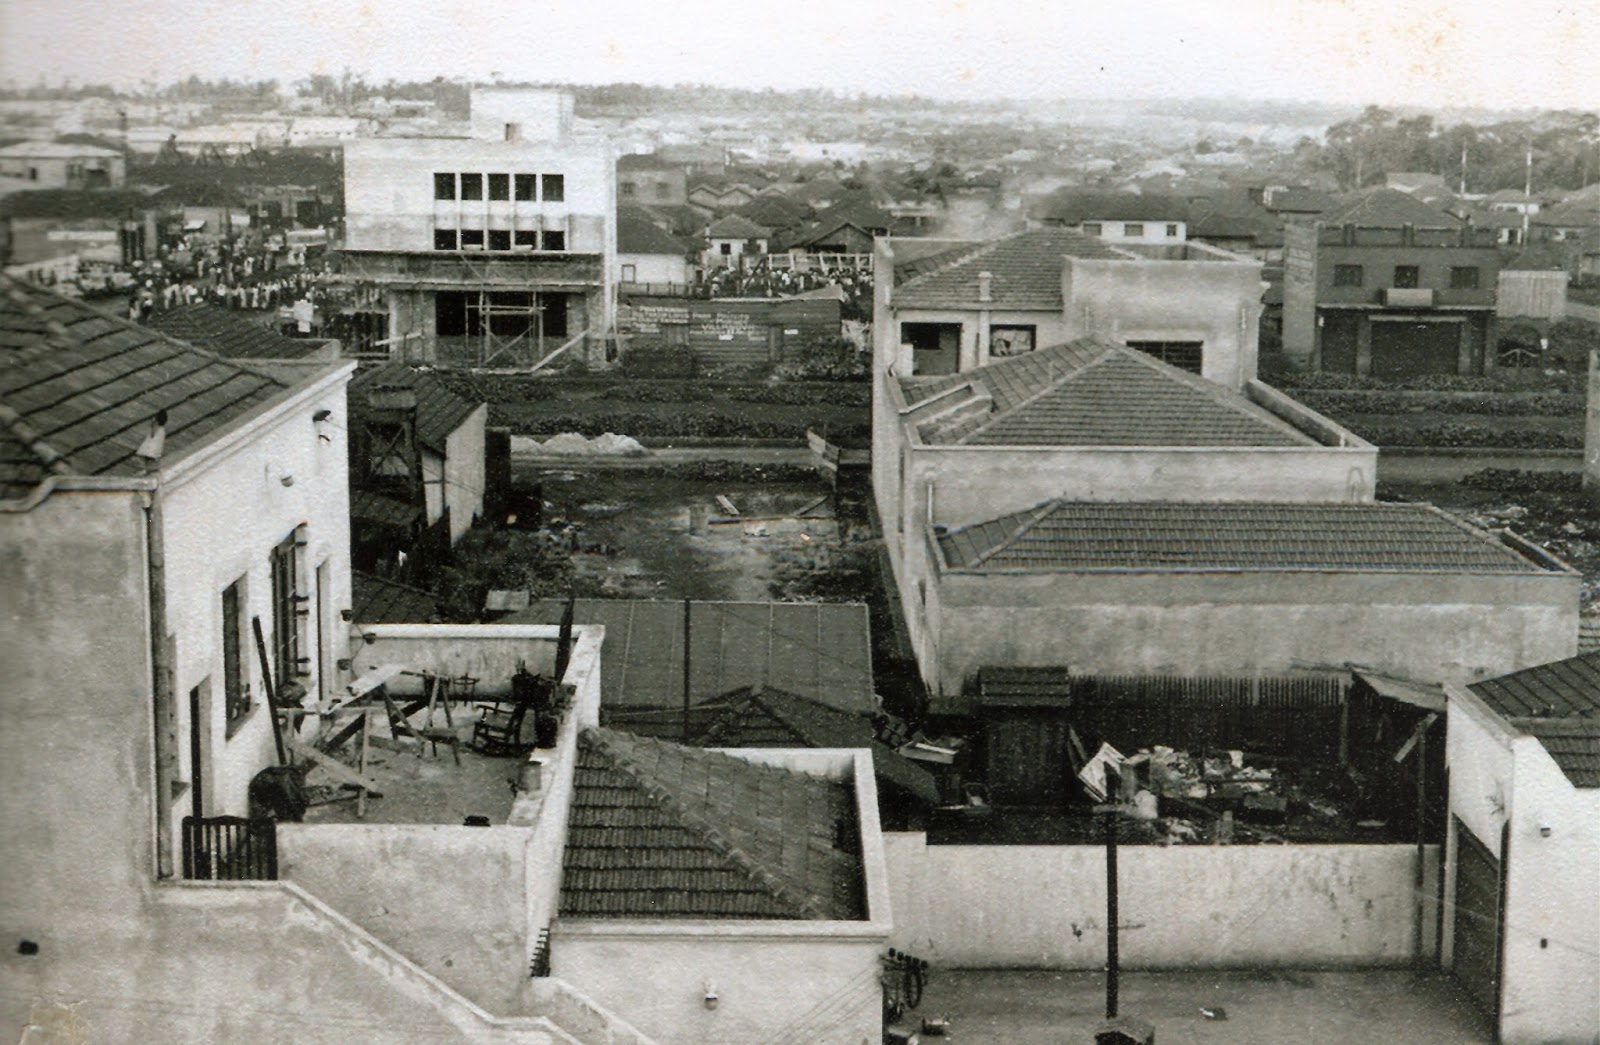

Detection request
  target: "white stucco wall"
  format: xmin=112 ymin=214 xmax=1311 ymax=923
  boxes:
xmin=159 ymin=365 xmax=355 ymax=838
xmin=443 ymin=404 xmax=488 ymax=543
xmin=618 ymin=252 xmax=690 ymax=285
xmin=883 ymin=834 xmax=1438 ymax=969
xmin=1445 ymin=689 xmax=1600 ymax=1045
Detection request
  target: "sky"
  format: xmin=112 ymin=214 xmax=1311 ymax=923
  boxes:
xmin=2 ymin=0 xmax=1597 ymax=110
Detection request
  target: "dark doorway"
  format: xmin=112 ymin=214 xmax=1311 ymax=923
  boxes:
xmin=902 ymin=321 xmax=960 ymax=375
xmin=1320 ymin=313 xmax=1361 ymax=374
xmin=1371 ymin=319 xmax=1462 ymax=379
xmin=1451 ymin=817 xmax=1504 ymax=1030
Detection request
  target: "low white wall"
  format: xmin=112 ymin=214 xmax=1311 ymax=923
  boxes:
xmin=278 ymin=824 xmax=533 ymax=1013
xmin=885 ymin=835 xmax=1440 ymax=969
xmin=349 ymin=623 xmax=594 ymax=699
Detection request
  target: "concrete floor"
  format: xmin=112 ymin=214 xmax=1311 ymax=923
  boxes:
xmin=907 ymin=968 xmax=1489 ymax=1044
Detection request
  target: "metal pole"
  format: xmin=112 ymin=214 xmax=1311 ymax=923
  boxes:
xmin=1105 ymin=805 xmax=1119 ymax=1020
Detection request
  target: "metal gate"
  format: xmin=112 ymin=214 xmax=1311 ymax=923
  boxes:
xmin=1451 ymin=817 xmax=1504 ymax=1026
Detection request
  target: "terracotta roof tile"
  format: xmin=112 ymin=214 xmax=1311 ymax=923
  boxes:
xmin=938 ymin=501 xmax=1557 ymax=574
xmin=561 ymin=728 xmax=865 ymax=920
xmin=0 ymin=277 xmax=291 ymax=498
xmin=147 ymin=303 xmax=327 ymax=360
xmin=891 ymin=228 xmax=1126 ymax=310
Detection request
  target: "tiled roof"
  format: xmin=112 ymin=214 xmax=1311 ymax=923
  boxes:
xmin=507 ymin=599 xmax=876 ymax=715
xmin=1533 ymin=200 xmax=1600 ymax=229
xmin=1468 ymin=652 xmax=1600 ymax=720
xmin=891 ymin=228 xmax=1126 ymax=310
xmin=899 ymin=340 xmax=1317 ymax=448
xmin=616 ymin=206 xmax=690 ymax=256
xmin=351 ymin=570 xmax=441 ymax=623
xmin=705 ymin=213 xmax=771 ymax=239
xmin=736 ymin=194 xmax=812 ymax=230
xmin=348 ymin=362 xmax=480 ymax=455
xmin=561 ymin=728 xmax=865 ymax=920
xmin=699 ymin=686 xmax=940 ymax=805
xmin=146 ymin=303 xmax=326 ymax=360
xmin=350 ymin=488 xmax=421 ymax=529
xmin=1321 ymin=188 xmax=1460 ymax=229
xmin=1264 ymin=189 xmax=1337 ymax=215
xmin=937 ymin=500 xmax=1556 ymax=574
xmin=1520 ymin=722 xmax=1600 ymax=788
xmin=0 ymin=277 xmax=291 ymax=499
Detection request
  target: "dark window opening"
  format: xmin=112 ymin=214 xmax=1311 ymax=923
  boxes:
xmin=1081 ymin=222 xmax=1102 ymax=235
xmin=514 ymin=229 xmax=537 ymax=249
xmin=514 ymin=174 xmax=536 ymax=201
xmin=541 ymin=173 xmax=564 ymax=202
xmin=433 ymin=228 xmax=458 ymax=250
xmin=1333 ymin=264 xmax=1364 ymax=287
xmin=1127 ymin=340 xmax=1204 ymax=373
xmin=436 ymin=291 xmax=469 ymax=337
xmin=488 ymin=229 xmax=511 ymax=251
xmin=541 ymin=229 xmax=565 ymax=251
xmin=222 ymin=580 xmax=247 ymax=723
xmin=1165 ymin=223 xmax=1179 ymax=237
xmin=460 ymin=229 xmax=484 ymax=249
xmin=269 ymin=534 xmax=304 ymax=688
xmin=655 ymin=182 xmax=670 ymax=199
xmin=620 ymin=182 xmax=636 ymax=197
xmin=433 ymin=172 xmax=455 ymax=200
xmin=989 ymin=325 xmax=1036 ymax=358
xmin=487 ymin=173 xmax=510 ymax=201
xmin=1124 ymin=222 xmax=1145 ymax=237
xmin=902 ymin=321 xmax=961 ymax=376
xmin=1393 ymin=265 xmax=1420 ymax=289
xmin=1450 ymin=266 xmax=1480 ymax=290
xmin=719 ymin=242 xmax=732 ymax=255
xmin=460 ymin=173 xmax=483 ymax=201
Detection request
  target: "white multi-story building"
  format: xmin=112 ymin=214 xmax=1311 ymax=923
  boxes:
xmin=340 ymin=88 xmax=616 ymax=368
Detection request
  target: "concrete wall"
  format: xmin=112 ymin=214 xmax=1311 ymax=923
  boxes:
xmin=1062 ymin=254 xmax=1263 ymax=390
xmin=278 ymin=824 xmax=533 ymax=1012
xmin=927 ymin=568 xmax=1578 ymax=707
xmin=343 ymin=136 xmax=614 ymax=256
xmin=883 ymin=834 xmax=1440 ymax=969
xmin=618 ymin=251 xmax=690 ymax=285
xmin=350 ymin=624 xmax=565 ymax=699
xmin=159 ymin=366 xmax=355 ymax=837
xmin=1444 ymin=690 xmax=1600 ymax=1045
xmin=443 ymin=404 xmax=488 ymax=544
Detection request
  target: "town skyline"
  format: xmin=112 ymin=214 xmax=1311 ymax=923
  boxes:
xmin=4 ymin=0 xmax=1598 ymax=111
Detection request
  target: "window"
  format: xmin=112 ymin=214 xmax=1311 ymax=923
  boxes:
xmin=222 ymin=579 xmax=249 ymax=725
xmin=1124 ymin=222 xmax=1145 ymax=237
xmin=541 ymin=229 xmax=565 ymax=251
xmin=1333 ymin=264 xmax=1364 ymax=287
xmin=621 ymin=263 xmax=637 ymax=282
xmin=514 ymin=174 xmax=536 ymax=201
xmin=433 ymin=172 xmax=455 ymax=200
xmin=541 ymin=173 xmax=564 ymax=202
xmin=719 ymin=242 xmax=733 ymax=255
xmin=269 ymin=533 xmax=305 ymax=693
xmin=1082 ymin=222 xmax=1103 ymax=236
xmin=1126 ymin=340 xmax=1204 ymax=373
xmin=460 ymin=173 xmax=483 ymax=201
xmin=989 ymin=325 xmax=1036 ymax=357
xmin=1393 ymin=265 xmax=1420 ymax=288
xmin=503 ymin=122 xmax=521 ymax=142
xmin=655 ymin=181 xmax=670 ymax=200
xmin=460 ymin=228 xmax=484 ymax=249
xmin=1450 ymin=266 xmax=1480 ymax=290
xmin=620 ymin=182 xmax=636 ymax=198
xmin=487 ymin=229 xmax=511 ymax=251
xmin=514 ymin=229 xmax=537 ymax=249
xmin=1165 ymin=223 xmax=1179 ymax=237
xmin=433 ymin=228 xmax=458 ymax=250
xmin=487 ymin=173 xmax=510 ymax=201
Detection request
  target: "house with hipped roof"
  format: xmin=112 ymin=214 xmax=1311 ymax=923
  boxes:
xmin=1442 ymin=652 xmax=1600 ymax=1045
xmin=871 ymin=230 xmax=1579 ymax=711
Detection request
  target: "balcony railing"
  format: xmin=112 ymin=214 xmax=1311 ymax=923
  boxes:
xmin=182 ymin=815 xmax=278 ymax=881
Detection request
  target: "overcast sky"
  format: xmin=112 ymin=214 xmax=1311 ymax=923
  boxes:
xmin=3 ymin=0 xmax=1596 ymax=110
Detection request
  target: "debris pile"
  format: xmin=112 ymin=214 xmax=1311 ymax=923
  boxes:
xmin=511 ymin=432 xmax=649 ymax=456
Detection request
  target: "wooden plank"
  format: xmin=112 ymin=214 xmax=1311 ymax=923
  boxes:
xmin=346 ymin=663 xmax=407 ymax=701
xmin=285 ymin=734 xmax=383 ymax=796
xmin=357 ymin=712 xmax=369 ymax=819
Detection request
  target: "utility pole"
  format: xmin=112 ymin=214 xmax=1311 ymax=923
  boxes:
xmin=681 ymin=598 xmax=692 ymax=743
xmin=1095 ymin=803 xmax=1121 ymax=1020
xmin=1522 ymin=144 xmax=1534 ymax=245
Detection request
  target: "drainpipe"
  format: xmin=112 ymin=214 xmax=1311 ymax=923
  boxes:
xmin=140 ymin=414 xmax=176 ymax=878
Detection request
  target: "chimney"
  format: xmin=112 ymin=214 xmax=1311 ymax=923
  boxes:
xmin=977 ymin=271 xmax=993 ymax=303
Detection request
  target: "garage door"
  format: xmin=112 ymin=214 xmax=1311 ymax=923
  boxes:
xmin=1452 ymin=818 xmax=1504 ymax=1024
xmin=1371 ymin=319 xmax=1461 ymax=379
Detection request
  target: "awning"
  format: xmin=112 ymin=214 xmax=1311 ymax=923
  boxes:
xmin=1353 ymin=670 xmax=1447 ymax=712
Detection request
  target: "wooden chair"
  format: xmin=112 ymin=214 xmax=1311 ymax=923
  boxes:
xmin=471 ymin=700 xmax=531 ymax=756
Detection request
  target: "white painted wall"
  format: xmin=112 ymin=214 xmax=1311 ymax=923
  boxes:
xmin=1445 ymin=689 xmax=1600 ymax=1045
xmin=159 ymin=365 xmax=355 ymax=839
xmin=618 ymin=252 xmax=690 ymax=285
xmin=884 ymin=835 xmax=1439 ymax=969
xmin=443 ymin=404 xmax=488 ymax=544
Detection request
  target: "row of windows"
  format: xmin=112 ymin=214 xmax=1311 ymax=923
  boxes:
xmin=1082 ymin=221 xmax=1180 ymax=237
xmin=434 ymin=172 xmax=565 ymax=203
xmin=620 ymin=181 xmax=674 ymax=199
xmin=434 ymin=228 xmax=566 ymax=251
xmin=1332 ymin=264 xmax=1480 ymax=289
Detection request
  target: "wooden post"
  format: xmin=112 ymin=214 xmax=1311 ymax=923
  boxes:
xmin=1104 ymin=805 xmax=1119 ymax=1020
xmin=357 ymin=710 xmax=370 ymax=819
xmin=252 ymin=616 xmax=287 ymax=764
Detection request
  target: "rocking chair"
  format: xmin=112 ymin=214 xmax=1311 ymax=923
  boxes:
xmin=471 ymin=699 xmax=532 ymax=756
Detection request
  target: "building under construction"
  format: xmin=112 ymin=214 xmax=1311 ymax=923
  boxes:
xmin=338 ymin=88 xmax=616 ymax=369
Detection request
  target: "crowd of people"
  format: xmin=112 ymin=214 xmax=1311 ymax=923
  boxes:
xmin=702 ymin=257 xmax=874 ymax=319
